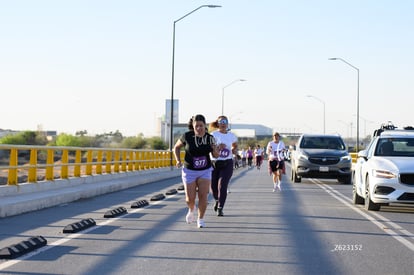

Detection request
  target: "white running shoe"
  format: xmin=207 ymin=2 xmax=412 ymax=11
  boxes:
xmin=197 ymin=218 xmax=205 ymax=228
xmin=273 ymin=182 xmax=277 ymax=192
xmin=185 ymin=207 xmax=195 ymax=224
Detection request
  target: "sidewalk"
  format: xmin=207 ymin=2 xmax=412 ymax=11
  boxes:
xmin=0 ymin=168 xmax=181 ymax=218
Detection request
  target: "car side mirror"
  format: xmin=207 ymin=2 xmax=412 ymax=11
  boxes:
xmin=357 ymin=150 xmax=368 ymax=160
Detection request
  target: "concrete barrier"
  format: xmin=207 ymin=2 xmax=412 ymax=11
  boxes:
xmin=0 ymin=168 xmax=181 ymax=218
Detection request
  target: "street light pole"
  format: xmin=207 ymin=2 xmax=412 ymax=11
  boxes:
xmin=169 ymin=5 xmax=221 ymax=167
xmin=306 ymin=94 xmax=326 ymax=134
xmin=221 ymin=79 xmax=246 ymax=115
xmin=329 ymin=57 xmax=360 ymax=152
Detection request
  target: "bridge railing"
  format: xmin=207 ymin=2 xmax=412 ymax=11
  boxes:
xmin=350 ymin=152 xmax=358 ymax=164
xmin=0 ymin=144 xmax=180 ymax=185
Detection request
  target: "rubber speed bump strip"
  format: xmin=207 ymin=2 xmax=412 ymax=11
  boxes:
xmin=150 ymin=193 xmax=166 ymax=201
xmin=63 ymin=218 xmax=96 ymax=233
xmin=0 ymin=236 xmax=47 ymax=259
xmin=177 ymin=184 xmax=184 ymax=191
xmin=104 ymin=206 xmax=128 ymax=218
xmin=165 ymin=189 xmax=178 ymax=195
xmin=131 ymin=200 xmax=149 ymax=208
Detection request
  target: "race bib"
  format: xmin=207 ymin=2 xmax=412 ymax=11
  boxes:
xmin=193 ymin=156 xmax=207 ymax=169
xmin=220 ymin=148 xmax=231 ymax=158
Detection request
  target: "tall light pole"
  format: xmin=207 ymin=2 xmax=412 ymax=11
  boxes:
xmin=221 ymin=79 xmax=246 ymax=115
xmin=169 ymin=5 xmax=221 ymax=167
xmin=329 ymin=57 xmax=360 ymax=152
xmin=306 ymin=94 xmax=325 ymax=134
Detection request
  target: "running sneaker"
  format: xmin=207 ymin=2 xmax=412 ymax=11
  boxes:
xmin=213 ymin=201 xmax=219 ymax=212
xmin=273 ymin=182 xmax=277 ymax=192
xmin=197 ymin=218 xmax=205 ymax=228
xmin=185 ymin=207 xmax=195 ymax=224
xmin=217 ymin=208 xmax=224 ymax=216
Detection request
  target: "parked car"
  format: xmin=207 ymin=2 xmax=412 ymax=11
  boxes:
xmin=353 ymin=124 xmax=414 ymax=211
xmin=290 ymin=134 xmax=352 ymax=184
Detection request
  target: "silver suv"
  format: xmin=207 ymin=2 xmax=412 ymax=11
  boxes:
xmin=291 ymin=134 xmax=352 ymax=184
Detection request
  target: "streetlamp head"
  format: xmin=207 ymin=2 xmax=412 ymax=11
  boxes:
xmin=207 ymin=5 xmax=222 ymax=8
xmin=328 ymin=57 xmax=338 ymax=60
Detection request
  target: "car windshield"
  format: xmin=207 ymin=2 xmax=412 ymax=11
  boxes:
xmin=300 ymin=137 xmax=345 ymax=150
xmin=375 ymin=138 xmax=414 ymax=157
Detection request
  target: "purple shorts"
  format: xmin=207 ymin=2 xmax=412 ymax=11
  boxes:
xmin=182 ymin=167 xmax=213 ymax=184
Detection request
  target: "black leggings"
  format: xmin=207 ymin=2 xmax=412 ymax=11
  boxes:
xmin=211 ymin=159 xmax=234 ymax=208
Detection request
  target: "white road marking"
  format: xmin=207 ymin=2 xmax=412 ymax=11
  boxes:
xmin=312 ymin=179 xmax=414 ymax=252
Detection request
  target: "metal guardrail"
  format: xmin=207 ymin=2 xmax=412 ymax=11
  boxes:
xmin=0 ymin=144 xmax=180 ymax=185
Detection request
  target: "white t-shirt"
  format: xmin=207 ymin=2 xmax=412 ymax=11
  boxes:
xmin=212 ymin=131 xmax=238 ymax=161
xmin=267 ymin=141 xmax=286 ymax=161
xmin=254 ymin=148 xmax=264 ymax=157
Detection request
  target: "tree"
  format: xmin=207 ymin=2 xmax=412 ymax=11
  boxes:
xmin=147 ymin=137 xmax=168 ymax=150
xmin=0 ymin=131 xmax=47 ymax=145
xmin=55 ymin=134 xmax=82 ymax=147
xmin=121 ymin=136 xmax=147 ymax=149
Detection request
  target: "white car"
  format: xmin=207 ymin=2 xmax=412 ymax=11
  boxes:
xmin=353 ymin=127 xmax=414 ymax=211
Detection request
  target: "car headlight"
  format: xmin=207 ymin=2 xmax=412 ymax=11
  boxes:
xmin=298 ymin=153 xmax=308 ymax=160
xmin=341 ymin=155 xmax=352 ymax=161
xmin=372 ymin=169 xmax=397 ymax=179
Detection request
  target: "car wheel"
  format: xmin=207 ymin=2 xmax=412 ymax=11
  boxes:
xmin=293 ymin=169 xmax=301 ymax=183
xmin=352 ymin=173 xmax=364 ymax=205
xmin=364 ymin=178 xmax=380 ymax=211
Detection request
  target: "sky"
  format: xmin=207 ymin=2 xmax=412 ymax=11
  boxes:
xmin=1 ymin=0 xmax=413 ymax=139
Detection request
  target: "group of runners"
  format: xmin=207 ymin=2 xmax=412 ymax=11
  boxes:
xmin=173 ymin=114 xmax=286 ymax=228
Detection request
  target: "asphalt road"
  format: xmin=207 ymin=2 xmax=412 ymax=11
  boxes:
xmin=0 ymin=163 xmax=413 ymax=275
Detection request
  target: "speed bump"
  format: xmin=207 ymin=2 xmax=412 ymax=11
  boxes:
xmin=104 ymin=206 xmax=128 ymax=218
xmin=0 ymin=236 xmax=47 ymax=259
xmin=165 ymin=189 xmax=178 ymax=195
xmin=63 ymin=218 xmax=96 ymax=233
xmin=150 ymin=193 xmax=165 ymax=201
xmin=131 ymin=200 xmax=149 ymax=208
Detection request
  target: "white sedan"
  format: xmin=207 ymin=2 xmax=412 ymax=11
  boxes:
xmin=353 ymin=129 xmax=414 ymax=211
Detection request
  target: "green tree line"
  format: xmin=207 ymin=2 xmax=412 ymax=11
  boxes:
xmin=0 ymin=130 xmax=168 ymax=150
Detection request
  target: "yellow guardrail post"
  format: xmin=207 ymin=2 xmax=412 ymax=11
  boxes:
xmin=142 ymin=151 xmax=147 ymax=170
xmin=128 ymin=151 xmax=134 ymax=171
xmin=61 ymin=149 xmax=69 ymax=179
xmin=151 ymin=151 xmax=155 ymax=169
xmin=46 ymin=149 xmax=54 ymax=181
xmin=121 ymin=151 xmax=127 ymax=172
xmin=114 ymin=151 xmax=120 ymax=173
xmin=7 ymin=148 xmax=18 ymax=185
xmin=86 ymin=150 xmax=93 ymax=175
xmin=96 ymin=150 xmax=103 ymax=174
xmin=74 ymin=149 xmax=81 ymax=177
xmin=136 ymin=151 xmax=142 ymax=171
xmin=28 ymin=149 xmax=38 ymax=182
xmin=105 ymin=150 xmax=112 ymax=174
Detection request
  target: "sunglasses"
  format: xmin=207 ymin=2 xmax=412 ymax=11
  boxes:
xmin=218 ymin=119 xmax=228 ymax=124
